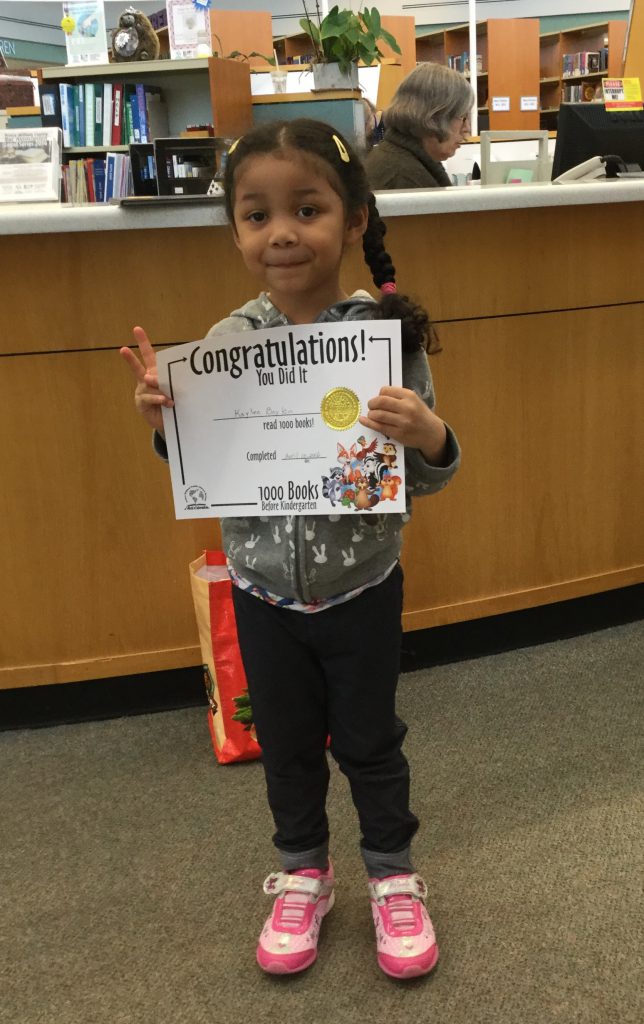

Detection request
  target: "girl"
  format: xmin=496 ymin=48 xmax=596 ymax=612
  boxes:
xmin=121 ymin=119 xmax=460 ymax=980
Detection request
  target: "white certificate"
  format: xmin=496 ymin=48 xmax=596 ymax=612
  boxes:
xmin=156 ymin=320 xmax=406 ymax=519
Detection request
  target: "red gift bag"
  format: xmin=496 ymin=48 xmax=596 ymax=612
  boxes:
xmin=189 ymin=550 xmax=261 ymax=764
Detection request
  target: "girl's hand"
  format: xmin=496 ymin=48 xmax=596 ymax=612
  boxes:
xmin=119 ymin=326 xmax=173 ymax=436
xmin=360 ymin=386 xmax=447 ymax=466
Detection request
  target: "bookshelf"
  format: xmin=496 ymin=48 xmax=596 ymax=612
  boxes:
xmin=539 ymin=20 xmax=627 ymax=128
xmin=416 ymin=20 xmax=541 ymax=130
xmin=40 ymin=57 xmax=252 ymax=142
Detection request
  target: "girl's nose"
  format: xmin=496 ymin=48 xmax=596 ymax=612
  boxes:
xmin=268 ymin=216 xmax=297 ymax=246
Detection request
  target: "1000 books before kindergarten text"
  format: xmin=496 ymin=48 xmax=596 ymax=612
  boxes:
xmin=156 ymin=321 xmax=406 ymax=519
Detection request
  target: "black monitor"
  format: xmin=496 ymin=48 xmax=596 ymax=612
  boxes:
xmin=551 ymin=102 xmax=644 ymax=179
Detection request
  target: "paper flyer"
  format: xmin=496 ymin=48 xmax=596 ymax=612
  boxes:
xmin=156 ymin=320 xmax=406 ymax=519
xmin=0 ymin=127 xmax=62 ymax=203
xmin=62 ymin=2 xmax=109 ymax=66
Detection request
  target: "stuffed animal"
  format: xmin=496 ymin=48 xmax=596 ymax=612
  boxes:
xmin=112 ymin=7 xmax=160 ymax=62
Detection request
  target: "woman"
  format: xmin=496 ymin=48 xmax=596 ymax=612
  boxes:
xmin=365 ymin=62 xmax=474 ymax=190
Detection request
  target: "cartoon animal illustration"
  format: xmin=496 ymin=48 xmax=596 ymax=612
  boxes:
xmin=312 ymin=544 xmax=327 ymax=564
xmin=245 ymin=533 xmax=260 ymax=548
xmin=336 ymin=442 xmax=359 ymax=483
xmin=353 ymin=474 xmax=379 ymax=511
xmin=379 ymin=474 xmax=402 ymax=501
xmin=354 ymin=435 xmax=378 ymax=461
xmin=305 ymin=520 xmax=317 ymax=541
xmin=362 ymin=452 xmax=387 ymax=490
xmin=341 ymin=547 xmax=356 ymax=567
xmin=381 ymin=442 xmax=398 ymax=470
xmin=321 ymin=466 xmax=344 ymax=507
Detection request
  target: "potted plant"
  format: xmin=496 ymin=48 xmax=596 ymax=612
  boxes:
xmin=300 ymin=3 xmax=401 ymax=91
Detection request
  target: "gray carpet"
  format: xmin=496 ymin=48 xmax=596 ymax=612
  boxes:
xmin=1 ymin=621 xmax=643 ymax=1024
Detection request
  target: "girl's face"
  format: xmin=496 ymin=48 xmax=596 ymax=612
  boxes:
xmin=231 ymin=151 xmax=367 ymax=324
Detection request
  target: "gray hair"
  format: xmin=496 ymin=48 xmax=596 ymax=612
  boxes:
xmin=385 ymin=63 xmax=474 ymax=142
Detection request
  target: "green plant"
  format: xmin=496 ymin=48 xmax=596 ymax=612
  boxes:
xmin=299 ymin=4 xmax=400 ymax=74
xmin=228 ymin=50 xmax=276 ymax=66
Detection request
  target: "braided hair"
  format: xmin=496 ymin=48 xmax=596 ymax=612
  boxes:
xmin=223 ymin=118 xmax=434 ymax=354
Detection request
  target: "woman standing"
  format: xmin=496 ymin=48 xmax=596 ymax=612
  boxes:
xmin=366 ymin=63 xmax=474 ymax=190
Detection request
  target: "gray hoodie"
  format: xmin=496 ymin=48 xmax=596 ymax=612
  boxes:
xmin=155 ymin=291 xmax=460 ymax=602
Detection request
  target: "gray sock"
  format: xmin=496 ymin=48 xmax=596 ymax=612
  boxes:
xmin=361 ymin=845 xmax=415 ymax=879
xmin=278 ymin=842 xmax=329 ymax=873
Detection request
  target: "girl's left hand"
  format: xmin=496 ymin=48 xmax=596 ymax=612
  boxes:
xmin=359 ymin=386 xmax=447 ymax=465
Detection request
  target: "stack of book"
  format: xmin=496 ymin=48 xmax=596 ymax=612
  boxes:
xmin=561 ymin=51 xmax=605 ymax=77
xmin=62 ymin=151 xmax=132 ymax=202
xmin=40 ymin=80 xmax=169 ymax=148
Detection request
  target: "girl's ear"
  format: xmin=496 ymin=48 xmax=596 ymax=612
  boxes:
xmin=344 ymin=203 xmax=369 ymax=246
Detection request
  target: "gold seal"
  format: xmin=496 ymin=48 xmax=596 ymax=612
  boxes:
xmin=320 ymin=387 xmax=360 ymax=431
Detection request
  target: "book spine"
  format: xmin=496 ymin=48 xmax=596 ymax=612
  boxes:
xmin=128 ymin=91 xmax=140 ymax=143
xmin=84 ymin=82 xmax=95 ymax=147
xmin=105 ymin=153 xmax=115 ymax=201
xmin=136 ymin=84 xmax=148 ymax=144
xmin=72 ymin=84 xmax=82 ymax=147
xmin=59 ymin=84 xmax=72 ymax=147
xmin=94 ymin=82 xmax=103 ymax=143
xmin=77 ymin=83 xmax=86 ymax=147
xmin=112 ymin=84 xmax=123 ymax=145
xmin=94 ymin=160 xmax=106 ymax=202
xmin=86 ymin=158 xmax=96 ymax=202
xmin=102 ymin=83 xmax=113 ymax=147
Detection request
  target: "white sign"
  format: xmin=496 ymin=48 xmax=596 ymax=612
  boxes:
xmin=492 ymin=96 xmax=511 ymax=111
xmin=0 ymin=127 xmax=62 ymax=203
xmin=156 ymin=320 xmax=406 ymax=519
xmin=62 ymin=2 xmax=109 ymax=67
xmin=521 ymin=96 xmax=539 ymax=111
xmin=166 ymin=0 xmax=212 ymax=59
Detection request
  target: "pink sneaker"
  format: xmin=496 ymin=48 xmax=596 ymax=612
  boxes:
xmin=256 ymin=864 xmax=335 ymax=974
xmin=369 ymin=873 xmax=439 ymax=979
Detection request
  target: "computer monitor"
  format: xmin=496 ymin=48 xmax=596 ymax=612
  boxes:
xmin=551 ymin=103 xmax=644 ymax=179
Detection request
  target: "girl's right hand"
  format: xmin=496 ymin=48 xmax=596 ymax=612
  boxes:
xmin=119 ymin=326 xmax=174 ymax=436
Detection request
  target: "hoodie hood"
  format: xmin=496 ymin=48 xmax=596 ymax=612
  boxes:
xmin=214 ymin=290 xmax=377 ymax=335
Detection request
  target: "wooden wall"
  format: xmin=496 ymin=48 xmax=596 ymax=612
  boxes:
xmin=2 ymin=200 xmax=643 ymax=688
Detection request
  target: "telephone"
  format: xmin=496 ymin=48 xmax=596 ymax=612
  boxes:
xmin=554 ymin=154 xmax=644 ymax=183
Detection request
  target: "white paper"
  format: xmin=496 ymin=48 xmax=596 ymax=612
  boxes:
xmin=166 ymin=0 xmax=212 ymax=59
xmin=156 ymin=320 xmax=406 ymax=519
xmin=62 ymin=1 xmax=109 ymax=67
xmin=0 ymin=127 xmax=62 ymax=203
xmin=520 ymin=96 xmax=539 ymax=111
xmin=492 ymin=96 xmax=510 ymax=112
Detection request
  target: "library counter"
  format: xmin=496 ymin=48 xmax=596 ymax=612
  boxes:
xmin=2 ymin=182 xmax=643 ymax=687
xmin=4 ymin=177 xmax=644 ymax=235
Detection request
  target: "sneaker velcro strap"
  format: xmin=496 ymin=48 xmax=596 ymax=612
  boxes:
xmin=369 ymin=874 xmax=428 ymax=903
xmin=262 ymin=872 xmax=324 ymax=899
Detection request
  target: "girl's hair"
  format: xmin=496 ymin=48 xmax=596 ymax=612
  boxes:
xmin=384 ymin=62 xmax=474 ymax=142
xmin=223 ymin=118 xmax=434 ymax=353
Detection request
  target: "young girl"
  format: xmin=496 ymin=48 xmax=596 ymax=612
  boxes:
xmin=121 ymin=119 xmax=460 ymax=980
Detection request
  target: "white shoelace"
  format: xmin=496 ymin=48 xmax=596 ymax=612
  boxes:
xmin=385 ymin=894 xmax=418 ymax=934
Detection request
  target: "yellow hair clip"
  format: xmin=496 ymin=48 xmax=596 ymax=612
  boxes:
xmin=332 ymin=134 xmax=350 ymax=163
xmin=227 ymin=138 xmax=241 ymax=155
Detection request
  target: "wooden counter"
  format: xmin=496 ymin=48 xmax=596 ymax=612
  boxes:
xmin=2 ymin=184 xmax=643 ymax=688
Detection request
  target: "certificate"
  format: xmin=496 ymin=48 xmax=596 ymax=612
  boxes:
xmin=156 ymin=319 xmax=406 ymax=519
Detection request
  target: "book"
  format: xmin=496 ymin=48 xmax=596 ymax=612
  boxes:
xmin=84 ymin=82 xmax=95 ymax=147
xmin=72 ymin=83 xmax=82 ymax=146
xmin=93 ymin=82 xmax=103 ymax=143
xmin=58 ymin=84 xmax=74 ymax=147
xmin=126 ymin=86 xmax=140 ymax=143
xmin=39 ymin=83 xmax=63 ymax=130
xmin=0 ymin=127 xmax=62 ymax=203
xmin=111 ymin=83 xmax=124 ymax=145
xmin=94 ymin=158 xmax=106 ymax=202
xmin=102 ymin=82 xmax=112 ymax=146
xmin=136 ymin=83 xmax=148 ymax=143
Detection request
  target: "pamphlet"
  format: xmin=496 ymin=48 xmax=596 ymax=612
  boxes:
xmin=166 ymin=0 xmax=212 ymax=59
xmin=0 ymin=127 xmax=62 ymax=203
xmin=62 ymin=1 xmax=109 ymax=67
xmin=156 ymin=320 xmax=406 ymax=519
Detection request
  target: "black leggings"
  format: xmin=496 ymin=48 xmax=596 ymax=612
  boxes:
xmin=231 ymin=565 xmax=419 ymax=865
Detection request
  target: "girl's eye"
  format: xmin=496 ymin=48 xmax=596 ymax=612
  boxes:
xmin=247 ymin=211 xmax=266 ymax=223
xmin=298 ymin=206 xmax=318 ymax=219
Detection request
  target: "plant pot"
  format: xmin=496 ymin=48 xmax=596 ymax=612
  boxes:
xmin=312 ymin=62 xmax=359 ymax=91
